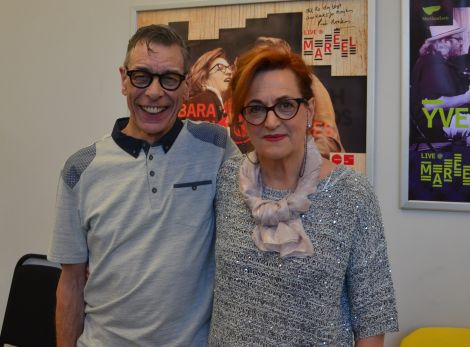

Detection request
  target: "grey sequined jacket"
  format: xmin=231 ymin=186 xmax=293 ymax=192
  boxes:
xmin=208 ymin=156 xmax=398 ymax=346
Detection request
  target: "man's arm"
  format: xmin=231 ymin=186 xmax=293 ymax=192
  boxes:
xmin=356 ymin=334 xmax=385 ymax=347
xmin=56 ymin=263 xmax=87 ymax=347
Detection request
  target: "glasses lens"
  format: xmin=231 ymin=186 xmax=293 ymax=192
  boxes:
xmin=130 ymin=70 xmax=152 ymax=88
xmin=212 ymin=63 xmax=230 ymax=73
xmin=243 ymin=105 xmax=266 ymax=125
xmin=160 ymin=73 xmax=183 ymax=90
xmin=274 ymin=99 xmax=299 ymax=119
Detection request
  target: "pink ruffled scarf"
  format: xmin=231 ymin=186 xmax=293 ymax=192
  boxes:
xmin=239 ymin=139 xmax=322 ymax=258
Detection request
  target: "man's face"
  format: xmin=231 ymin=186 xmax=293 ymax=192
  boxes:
xmin=119 ymin=41 xmax=188 ymax=143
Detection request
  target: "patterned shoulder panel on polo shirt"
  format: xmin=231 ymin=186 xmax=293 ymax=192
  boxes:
xmin=61 ymin=144 xmax=96 ymax=189
xmin=186 ymin=121 xmax=227 ymax=149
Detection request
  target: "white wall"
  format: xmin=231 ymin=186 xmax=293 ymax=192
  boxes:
xmin=0 ymin=1 xmax=469 ymax=346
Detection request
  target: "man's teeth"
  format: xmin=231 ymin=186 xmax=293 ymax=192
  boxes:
xmin=142 ymin=106 xmax=164 ymax=114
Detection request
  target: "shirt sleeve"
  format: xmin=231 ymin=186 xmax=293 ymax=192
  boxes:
xmin=222 ymin=132 xmax=241 ymax=162
xmin=346 ymin=176 xmax=399 ymax=340
xmin=47 ymin=172 xmax=89 ymax=264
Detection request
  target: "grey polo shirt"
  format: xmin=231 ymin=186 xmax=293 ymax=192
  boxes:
xmin=48 ymin=118 xmax=239 ymax=346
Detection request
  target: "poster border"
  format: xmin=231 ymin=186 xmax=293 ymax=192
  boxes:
xmin=131 ymin=0 xmax=376 ymax=183
xmin=400 ymin=0 xmax=470 ymax=212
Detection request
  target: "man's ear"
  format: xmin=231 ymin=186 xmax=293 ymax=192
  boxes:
xmin=119 ymin=66 xmax=128 ymax=96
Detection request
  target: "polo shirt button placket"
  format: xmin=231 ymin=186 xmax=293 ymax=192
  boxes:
xmin=147 ymin=149 xmax=158 ymax=196
xmin=149 ymin=170 xmax=157 ymax=194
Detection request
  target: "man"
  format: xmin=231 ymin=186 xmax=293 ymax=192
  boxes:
xmin=411 ymin=22 xmax=470 ymax=144
xmin=48 ymin=24 xmax=238 ymax=346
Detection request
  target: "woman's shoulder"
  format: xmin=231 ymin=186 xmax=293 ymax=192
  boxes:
xmin=189 ymin=89 xmax=218 ymax=103
xmin=319 ymin=164 xmax=374 ymax=199
xmin=314 ymin=165 xmax=380 ymax=218
xmin=217 ymin=153 xmax=244 ymax=181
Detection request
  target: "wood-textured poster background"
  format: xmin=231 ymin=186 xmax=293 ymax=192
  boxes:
xmin=137 ymin=0 xmax=368 ymax=172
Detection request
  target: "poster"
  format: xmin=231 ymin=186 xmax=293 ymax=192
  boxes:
xmin=403 ymin=0 xmax=470 ymax=210
xmin=135 ymin=0 xmax=370 ymax=175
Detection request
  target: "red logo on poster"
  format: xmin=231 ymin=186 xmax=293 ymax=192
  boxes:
xmin=331 ymin=153 xmax=355 ymax=166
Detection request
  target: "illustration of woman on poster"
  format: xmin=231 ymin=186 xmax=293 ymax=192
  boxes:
xmin=181 ymin=48 xmax=231 ymax=124
xmin=178 ymin=47 xmax=253 ymax=152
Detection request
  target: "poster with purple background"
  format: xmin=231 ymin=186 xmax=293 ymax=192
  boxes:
xmin=402 ymin=0 xmax=470 ymax=210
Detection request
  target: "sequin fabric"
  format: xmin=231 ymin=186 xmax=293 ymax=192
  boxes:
xmin=208 ymin=156 xmax=398 ymax=346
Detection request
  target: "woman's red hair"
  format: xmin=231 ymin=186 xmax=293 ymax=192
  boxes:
xmin=230 ymin=46 xmax=313 ymax=125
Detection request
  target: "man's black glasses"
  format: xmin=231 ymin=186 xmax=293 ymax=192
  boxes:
xmin=241 ymin=98 xmax=307 ymax=126
xmin=126 ymin=70 xmax=186 ymax=91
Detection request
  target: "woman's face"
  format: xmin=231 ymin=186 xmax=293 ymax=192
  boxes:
xmin=205 ymin=57 xmax=232 ymax=96
xmin=244 ymin=68 xmax=313 ymax=163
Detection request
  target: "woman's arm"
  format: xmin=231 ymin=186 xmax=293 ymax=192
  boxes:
xmin=346 ymin=175 xmax=399 ymax=341
xmin=356 ymin=334 xmax=384 ymax=347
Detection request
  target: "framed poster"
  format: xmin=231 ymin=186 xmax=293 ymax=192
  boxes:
xmin=132 ymin=0 xmax=374 ymax=178
xmin=401 ymin=0 xmax=470 ymax=211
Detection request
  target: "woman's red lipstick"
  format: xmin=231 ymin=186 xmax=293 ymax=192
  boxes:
xmin=263 ymin=134 xmax=286 ymax=142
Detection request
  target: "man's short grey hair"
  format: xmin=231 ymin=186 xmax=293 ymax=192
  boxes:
xmin=124 ymin=24 xmax=190 ymax=74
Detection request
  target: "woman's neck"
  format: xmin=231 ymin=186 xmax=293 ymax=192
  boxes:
xmin=258 ymin=152 xmax=304 ymax=190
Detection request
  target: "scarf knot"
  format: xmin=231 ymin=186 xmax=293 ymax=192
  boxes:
xmin=239 ymin=139 xmax=322 ymax=258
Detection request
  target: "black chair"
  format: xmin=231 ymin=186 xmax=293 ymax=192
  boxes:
xmin=1 ymin=254 xmax=61 ymax=347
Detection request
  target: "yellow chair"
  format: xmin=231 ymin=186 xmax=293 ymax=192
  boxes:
xmin=400 ymin=327 xmax=470 ymax=347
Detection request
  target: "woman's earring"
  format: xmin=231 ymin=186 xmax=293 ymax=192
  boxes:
xmin=306 ymin=111 xmax=313 ymax=129
xmin=299 ymin=136 xmax=308 ymax=177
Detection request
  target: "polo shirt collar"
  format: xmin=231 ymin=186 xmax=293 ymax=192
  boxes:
xmin=112 ymin=117 xmax=183 ymax=158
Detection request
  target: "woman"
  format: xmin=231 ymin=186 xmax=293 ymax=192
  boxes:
xmin=208 ymin=46 xmax=398 ymax=346
xmin=181 ymin=47 xmax=232 ymax=123
xmin=254 ymin=36 xmax=344 ymax=157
